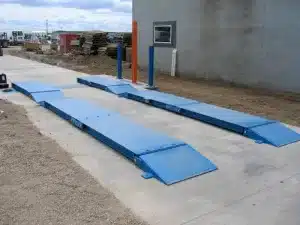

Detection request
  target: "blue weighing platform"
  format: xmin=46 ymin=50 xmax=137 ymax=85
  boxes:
xmin=12 ymin=80 xmax=217 ymax=185
xmin=77 ymin=75 xmax=300 ymax=147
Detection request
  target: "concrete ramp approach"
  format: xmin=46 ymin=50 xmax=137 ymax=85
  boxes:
xmin=12 ymin=81 xmax=217 ymax=185
xmin=77 ymin=75 xmax=300 ymax=147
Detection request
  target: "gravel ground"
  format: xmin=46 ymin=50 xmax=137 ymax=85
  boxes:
xmin=0 ymin=99 xmax=147 ymax=225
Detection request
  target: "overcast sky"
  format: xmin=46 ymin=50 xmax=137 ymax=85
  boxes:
xmin=0 ymin=0 xmax=132 ymax=32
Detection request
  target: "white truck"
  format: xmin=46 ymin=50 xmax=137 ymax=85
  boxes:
xmin=10 ymin=31 xmax=25 ymax=45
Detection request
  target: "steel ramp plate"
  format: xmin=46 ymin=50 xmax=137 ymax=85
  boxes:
xmin=12 ymin=81 xmax=63 ymax=103
xmin=45 ymin=98 xmax=114 ymax=121
xmin=180 ymin=103 xmax=272 ymax=134
xmin=77 ymin=77 xmax=299 ymax=147
xmin=108 ymin=84 xmax=138 ymax=96
xmin=125 ymin=90 xmax=198 ymax=113
xmin=81 ymin=114 xmax=185 ymax=157
xmin=77 ymin=76 xmax=137 ymax=96
xmin=139 ymin=144 xmax=217 ymax=185
xmin=12 ymin=81 xmax=60 ymax=95
xmin=78 ymin=76 xmax=198 ymax=107
xmin=31 ymin=91 xmax=64 ymax=103
xmin=43 ymin=97 xmax=217 ymax=184
xmin=245 ymin=122 xmax=300 ymax=147
xmin=125 ymin=90 xmax=152 ymax=103
xmin=77 ymin=75 xmax=126 ymax=88
xmin=45 ymin=98 xmax=184 ymax=156
xmin=129 ymin=90 xmax=197 ymax=105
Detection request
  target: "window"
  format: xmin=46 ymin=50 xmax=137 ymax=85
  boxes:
xmin=154 ymin=25 xmax=172 ymax=44
xmin=153 ymin=21 xmax=176 ymax=47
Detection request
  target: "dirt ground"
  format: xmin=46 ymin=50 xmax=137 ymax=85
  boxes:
xmin=0 ymin=99 xmax=147 ymax=225
xmin=8 ymin=49 xmax=300 ymax=126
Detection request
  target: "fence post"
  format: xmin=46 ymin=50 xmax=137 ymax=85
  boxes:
xmin=117 ymin=43 xmax=123 ymax=79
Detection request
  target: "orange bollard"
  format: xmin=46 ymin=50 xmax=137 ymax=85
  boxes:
xmin=132 ymin=20 xmax=138 ymax=84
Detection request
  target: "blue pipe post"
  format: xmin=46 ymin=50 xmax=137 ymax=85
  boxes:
xmin=117 ymin=43 xmax=123 ymax=79
xmin=147 ymin=46 xmax=156 ymax=89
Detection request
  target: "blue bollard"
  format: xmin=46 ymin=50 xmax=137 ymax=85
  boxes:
xmin=117 ymin=43 xmax=123 ymax=79
xmin=147 ymin=46 xmax=156 ymax=89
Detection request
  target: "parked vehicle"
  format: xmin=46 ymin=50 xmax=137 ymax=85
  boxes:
xmin=10 ymin=31 xmax=24 ymax=45
xmin=0 ymin=32 xmax=9 ymax=48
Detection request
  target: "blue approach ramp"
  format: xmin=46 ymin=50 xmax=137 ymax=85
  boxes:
xmin=12 ymin=81 xmax=63 ymax=103
xmin=12 ymin=80 xmax=217 ymax=185
xmin=77 ymin=76 xmax=137 ymax=96
xmin=77 ymin=75 xmax=300 ymax=147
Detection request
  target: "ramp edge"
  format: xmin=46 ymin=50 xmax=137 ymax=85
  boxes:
xmin=136 ymin=145 xmax=218 ymax=185
xmin=12 ymin=82 xmax=63 ymax=103
xmin=245 ymin=122 xmax=300 ymax=147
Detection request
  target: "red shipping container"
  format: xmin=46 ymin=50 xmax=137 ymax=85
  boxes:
xmin=59 ymin=33 xmax=80 ymax=54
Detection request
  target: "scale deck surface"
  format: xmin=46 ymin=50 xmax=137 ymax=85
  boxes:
xmin=78 ymin=75 xmax=300 ymax=147
xmin=12 ymin=80 xmax=217 ymax=185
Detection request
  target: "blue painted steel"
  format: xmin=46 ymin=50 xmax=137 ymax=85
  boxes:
xmin=77 ymin=77 xmax=92 ymax=87
xmin=148 ymin=46 xmax=154 ymax=87
xmin=44 ymin=98 xmax=113 ymax=122
xmin=126 ymin=90 xmax=198 ymax=113
xmin=77 ymin=75 xmax=126 ymax=90
xmin=13 ymin=80 xmax=217 ymax=184
xmin=45 ymin=98 xmax=184 ymax=156
xmin=77 ymin=75 xmax=300 ymax=147
xmin=107 ymin=84 xmax=137 ymax=96
xmin=78 ymin=76 xmax=197 ymax=110
xmin=31 ymin=91 xmax=64 ymax=103
xmin=77 ymin=76 xmax=136 ymax=96
xmin=139 ymin=145 xmax=217 ymax=185
xmin=12 ymin=81 xmax=63 ymax=103
xmin=12 ymin=81 xmax=59 ymax=96
xmin=180 ymin=103 xmax=273 ymax=134
xmin=117 ymin=43 xmax=123 ymax=79
xmin=85 ymin=116 xmax=185 ymax=157
xmin=245 ymin=122 xmax=300 ymax=147
xmin=43 ymin=97 xmax=217 ymax=184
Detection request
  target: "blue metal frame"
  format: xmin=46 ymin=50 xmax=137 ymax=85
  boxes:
xmin=77 ymin=76 xmax=136 ymax=96
xmin=43 ymin=98 xmax=218 ymax=185
xmin=77 ymin=75 xmax=300 ymax=147
xmin=12 ymin=81 xmax=63 ymax=103
xmin=13 ymin=80 xmax=217 ymax=185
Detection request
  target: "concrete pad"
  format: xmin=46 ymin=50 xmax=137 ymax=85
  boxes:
xmin=1 ymin=55 xmax=300 ymax=225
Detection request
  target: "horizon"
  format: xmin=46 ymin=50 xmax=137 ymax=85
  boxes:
xmin=0 ymin=0 xmax=132 ymax=33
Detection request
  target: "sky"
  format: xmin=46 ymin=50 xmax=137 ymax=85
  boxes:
xmin=0 ymin=0 xmax=132 ymax=33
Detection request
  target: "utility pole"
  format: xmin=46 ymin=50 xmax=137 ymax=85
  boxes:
xmin=46 ymin=19 xmax=49 ymax=35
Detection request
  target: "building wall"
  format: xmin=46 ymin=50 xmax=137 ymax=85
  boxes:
xmin=133 ymin=0 xmax=300 ymax=93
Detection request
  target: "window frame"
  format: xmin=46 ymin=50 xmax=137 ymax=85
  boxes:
xmin=153 ymin=21 xmax=176 ymax=48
